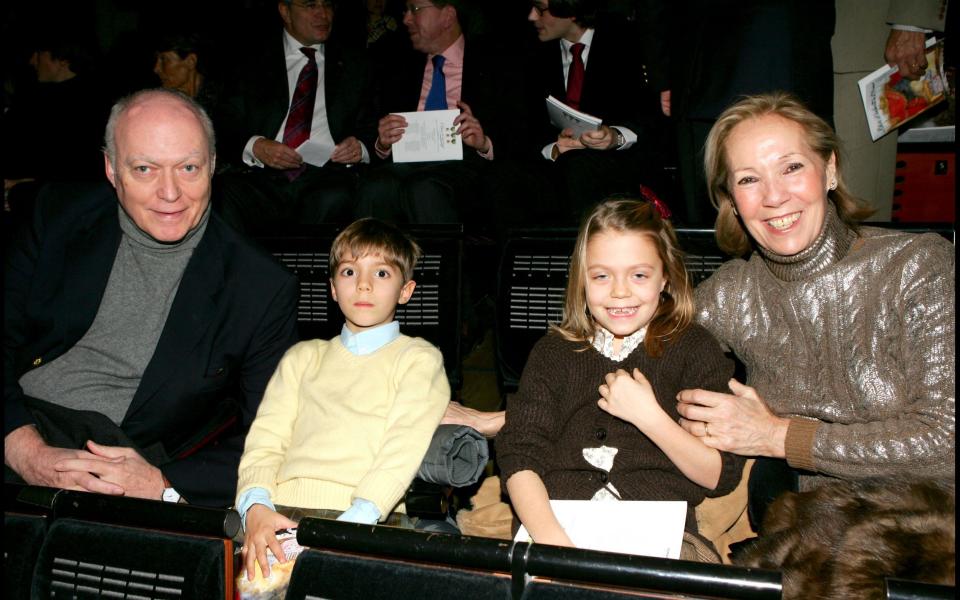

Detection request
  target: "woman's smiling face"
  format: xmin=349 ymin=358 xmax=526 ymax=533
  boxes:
xmin=725 ymin=114 xmax=836 ymax=256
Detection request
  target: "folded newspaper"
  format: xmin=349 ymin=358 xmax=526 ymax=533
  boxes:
xmin=546 ymin=95 xmax=602 ymax=137
xmin=858 ymin=37 xmax=947 ymax=141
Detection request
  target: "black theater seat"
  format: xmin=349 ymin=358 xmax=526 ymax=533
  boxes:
xmin=4 ymin=512 xmax=48 ymax=600
xmin=33 ymin=519 xmax=233 ymax=599
xmin=287 ymin=548 xmax=512 ymax=600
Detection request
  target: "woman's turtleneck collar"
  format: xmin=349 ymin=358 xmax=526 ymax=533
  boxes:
xmin=757 ymin=201 xmax=857 ymax=282
xmin=118 ymin=202 xmax=210 ymax=253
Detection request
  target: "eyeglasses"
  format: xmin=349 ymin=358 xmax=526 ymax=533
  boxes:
xmin=404 ymin=3 xmax=438 ymax=15
xmin=530 ymin=3 xmax=550 ymax=16
xmin=290 ymin=0 xmax=334 ymax=12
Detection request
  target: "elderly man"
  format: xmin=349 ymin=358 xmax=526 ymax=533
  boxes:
xmin=215 ymin=0 xmax=376 ymax=234
xmin=3 ymin=88 xmax=299 ymax=507
xmin=357 ymin=0 xmax=520 ymax=225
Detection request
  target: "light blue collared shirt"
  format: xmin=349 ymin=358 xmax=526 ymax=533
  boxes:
xmin=340 ymin=321 xmax=400 ymax=355
xmin=236 ymin=321 xmax=401 ymax=528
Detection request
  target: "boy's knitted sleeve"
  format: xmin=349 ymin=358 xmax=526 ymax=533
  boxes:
xmin=235 ymin=340 xmax=328 ymax=505
xmin=353 ymin=339 xmax=451 ymax=518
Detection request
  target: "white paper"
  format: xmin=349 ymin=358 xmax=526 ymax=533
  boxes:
xmin=296 ymin=138 xmax=335 ymax=167
xmin=514 ymin=500 xmax=687 ymax=559
xmin=546 ymin=95 xmax=602 ymax=137
xmin=392 ymin=109 xmax=463 ymax=163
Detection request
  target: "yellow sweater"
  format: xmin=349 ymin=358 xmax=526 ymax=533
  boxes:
xmin=235 ymin=335 xmax=450 ymax=519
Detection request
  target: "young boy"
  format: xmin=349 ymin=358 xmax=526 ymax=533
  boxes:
xmin=235 ymin=218 xmax=450 ymax=580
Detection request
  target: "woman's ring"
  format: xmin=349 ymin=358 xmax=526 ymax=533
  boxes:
xmin=704 ymin=423 xmax=711 ymax=437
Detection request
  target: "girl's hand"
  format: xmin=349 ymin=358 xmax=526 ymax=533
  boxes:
xmin=598 ymin=368 xmax=661 ymax=429
xmin=676 ymin=378 xmax=789 ymax=458
xmin=241 ymin=505 xmax=298 ymax=581
xmin=537 ymin=526 xmax=575 ymax=548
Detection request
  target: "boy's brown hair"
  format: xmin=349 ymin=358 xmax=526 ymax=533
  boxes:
xmin=329 ymin=218 xmax=422 ymax=281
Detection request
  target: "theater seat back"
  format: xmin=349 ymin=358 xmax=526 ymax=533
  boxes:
xmin=4 ymin=512 xmax=48 ymax=600
xmin=286 ymin=548 xmax=512 ymax=600
xmin=33 ymin=519 xmax=233 ymax=599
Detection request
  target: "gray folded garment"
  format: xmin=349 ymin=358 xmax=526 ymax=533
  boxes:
xmin=416 ymin=424 xmax=489 ymax=487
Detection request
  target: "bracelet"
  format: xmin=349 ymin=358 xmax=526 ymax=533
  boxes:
xmin=375 ymin=137 xmax=389 ymax=153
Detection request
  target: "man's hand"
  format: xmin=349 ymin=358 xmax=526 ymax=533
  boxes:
xmin=441 ymin=401 xmax=505 ymax=438
xmin=53 ymin=440 xmax=165 ymax=500
xmin=376 ymin=114 xmax=408 ymax=152
xmin=660 ymin=90 xmax=671 ymax=117
xmin=885 ymin=29 xmax=928 ymax=80
xmin=454 ymin=101 xmax=489 ymax=152
xmin=580 ymin=125 xmax=618 ymax=150
xmin=554 ymin=128 xmax=585 ymax=156
xmin=330 ymin=136 xmax=363 ymax=164
xmin=252 ymin=138 xmax=304 ymax=170
xmin=4 ymin=425 xmax=123 ymax=495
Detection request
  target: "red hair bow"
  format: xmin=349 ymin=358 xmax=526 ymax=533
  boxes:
xmin=638 ymin=185 xmax=671 ymax=219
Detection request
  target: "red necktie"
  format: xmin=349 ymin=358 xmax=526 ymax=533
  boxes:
xmin=565 ymin=43 xmax=585 ymax=110
xmin=282 ymin=47 xmax=318 ymax=180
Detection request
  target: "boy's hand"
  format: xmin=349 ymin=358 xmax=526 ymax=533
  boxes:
xmin=597 ymin=368 xmax=661 ymax=430
xmin=241 ymin=504 xmax=297 ymax=581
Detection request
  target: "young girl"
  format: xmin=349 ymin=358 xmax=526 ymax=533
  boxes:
xmin=496 ymin=198 xmax=745 ymax=561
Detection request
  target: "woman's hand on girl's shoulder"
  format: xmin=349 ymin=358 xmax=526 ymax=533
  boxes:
xmin=598 ymin=368 xmax=663 ymax=429
xmin=676 ymin=379 xmax=789 ymax=457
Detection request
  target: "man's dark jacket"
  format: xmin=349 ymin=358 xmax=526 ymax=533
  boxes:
xmin=3 ymin=182 xmax=299 ymax=506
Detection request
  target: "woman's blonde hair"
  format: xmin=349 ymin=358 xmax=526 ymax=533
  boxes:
xmin=703 ymin=92 xmax=874 ymax=256
xmin=552 ymin=198 xmax=694 ymax=357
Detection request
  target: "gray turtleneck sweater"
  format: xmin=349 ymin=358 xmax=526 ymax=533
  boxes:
xmin=694 ymin=204 xmax=955 ymax=488
xmin=19 ymin=205 xmax=211 ymax=425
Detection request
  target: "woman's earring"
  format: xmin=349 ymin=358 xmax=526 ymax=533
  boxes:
xmin=828 ymin=178 xmax=838 ymax=191
xmin=730 ymin=201 xmax=739 ymax=217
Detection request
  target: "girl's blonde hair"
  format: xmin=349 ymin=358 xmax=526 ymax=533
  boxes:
xmin=703 ymin=92 xmax=873 ymax=256
xmin=552 ymin=198 xmax=694 ymax=357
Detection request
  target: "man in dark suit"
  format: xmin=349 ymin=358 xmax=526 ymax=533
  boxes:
xmin=358 ymin=0 xmax=520 ymax=225
xmin=215 ymin=0 xmax=376 ymax=233
xmin=523 ymin=0 xmax=669 ymax=225
xmin=668 ymin=0 xmax=835 ymax=226
xmin=3 ymin=88 xmax=299 ymax=508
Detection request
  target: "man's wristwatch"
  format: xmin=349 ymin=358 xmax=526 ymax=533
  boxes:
xmin=162 ymin=487 xmax=182 ymax=503
xmin=614 ymin=130 xmax=625 ymax=149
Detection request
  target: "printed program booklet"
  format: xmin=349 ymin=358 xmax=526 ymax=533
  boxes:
xmin=546 ymin=95 xmax=602 ymax=137
xmin=391 ymin=109 xmax=463 ymax=163
xmin=513 ymin=500 xmax=687 ymax=559
xmin=858 ymin=37 xmax=948 ymax=141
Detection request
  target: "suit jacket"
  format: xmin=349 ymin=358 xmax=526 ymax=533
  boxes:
xmin=3 ymin=182 xmax=299 ymax=507
xmin=526 ymin=21 xmax=666 ymax=157
xmin=375 ymin=34 xmax=525 ymax=162
xmin=218 ymin=31 xmax=377 ymax=168
xmin=670 ymin=0 xmax=836 ymax=121
xmin=834 ymin=0 xmax=949 ymax=73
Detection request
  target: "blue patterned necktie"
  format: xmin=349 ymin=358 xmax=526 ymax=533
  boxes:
xmin=424 ymin=55 xmax=447 ymax=110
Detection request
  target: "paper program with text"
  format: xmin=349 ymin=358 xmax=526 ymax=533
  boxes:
xmin=514 ymin=500 xmax=687 ymax=559
xmin=392 ymin=109 xmax=463 ymax=163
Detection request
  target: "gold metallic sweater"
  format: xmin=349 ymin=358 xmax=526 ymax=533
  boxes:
xmin=695 ymin=205 xmax=955 ymax=488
